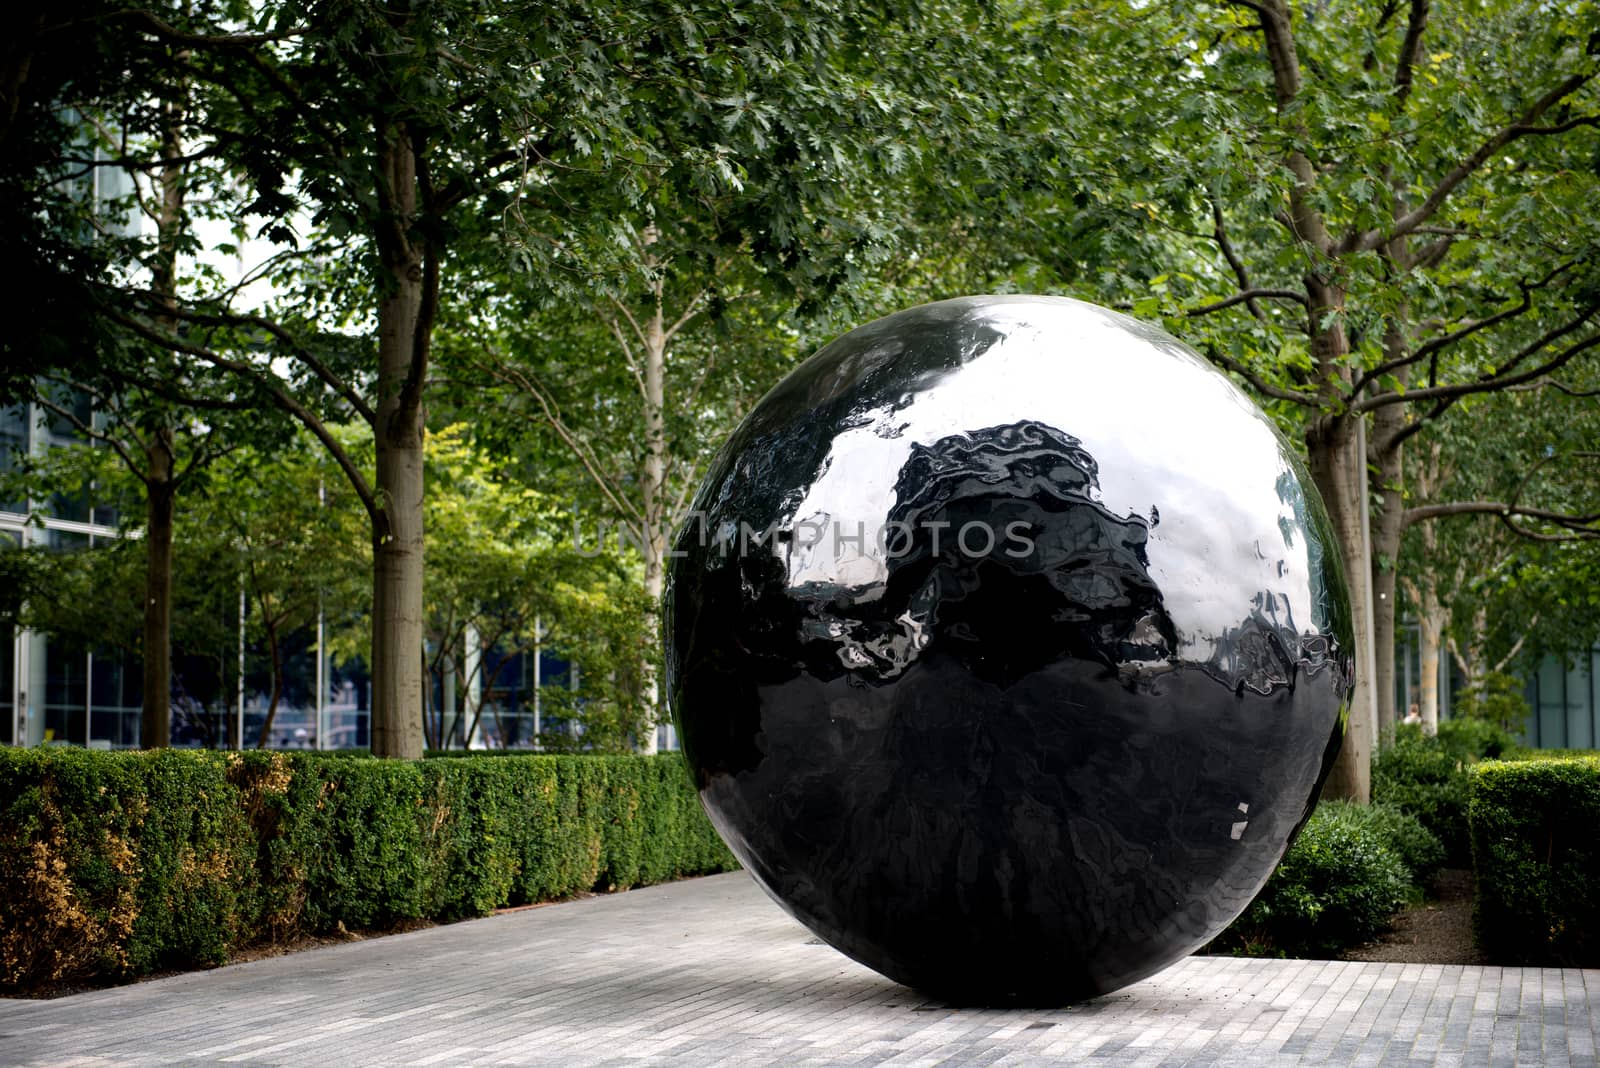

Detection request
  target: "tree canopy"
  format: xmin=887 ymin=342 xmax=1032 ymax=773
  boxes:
xmin=3 ymin=0 xmax=1596 ymax=777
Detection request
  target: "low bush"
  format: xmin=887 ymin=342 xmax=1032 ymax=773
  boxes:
xmin=1435 ymin=718 xmax=1517 ymax=761
xmin=1360 ymin=802 xmax=1446 ymax=881
xmin=1372 ymin=735 xmax=1471 ymax=866
xmin=1213 ymin=800 xmax=1434 ymax=958
xmin=1470 ymin=755 xmax=1600 ymax=966
xmin=0 ymin=749 xmax=736 ymax=993
xmin=1372 ymin=718 xmax=1513 ymax=867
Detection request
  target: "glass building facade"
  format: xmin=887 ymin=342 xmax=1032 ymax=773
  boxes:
xmin=1393 ymin=619 xmax=1600 ymax=747
xmin=3 ymin=396 xmax=678 ymax=751
xmin=1 ymin=396 xmax=143 ymax=748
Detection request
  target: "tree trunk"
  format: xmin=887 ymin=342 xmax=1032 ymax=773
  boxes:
xmin=369 ymin=128 xmax=427 ymax=760
xmin=1369 ymin=385 xmax=1408 ymax=744
xmin=255 ymin=608 xmax=283 ymax=749
xmin=138 ymin=67 xmax=187 ymax=751
xmin=140 ymin=431 xmax=175 ymax=749
xmin=637 ymin=290 xmax=667 ymax=756
xmin=1307 ymin=410 xmax=1373 ymax=803
xmin=1418 ymin=583 xmax=1445 ymax=735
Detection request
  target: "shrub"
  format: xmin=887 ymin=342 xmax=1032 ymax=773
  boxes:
xmin=1213 ymin=800 xmax=1419 ymax=958
xmin=1436 ymin=718 xmax=1516 ymax=761
xmin=1373 ymin=717 xmax=1520 ymax=867
xmin=1470 ymin=755 xmax=1600 ymax=966
xmin=0 ymin=749 xmax=735 ymax=993
xmin=1452 ymin=672 xmax=1532 ymax=736
xmin=1361 ymin=803 xmax=1446 ymax=881
xmin=1372 ymin=733 xmax=1472 ymax=866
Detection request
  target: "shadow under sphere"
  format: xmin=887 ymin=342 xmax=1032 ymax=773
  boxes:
xmin=665 ymin=296 xmax=1352 ymax=1005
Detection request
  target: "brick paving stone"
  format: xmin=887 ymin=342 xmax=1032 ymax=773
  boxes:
xmin=2 ymin=872 xmax=1598 ymax=1067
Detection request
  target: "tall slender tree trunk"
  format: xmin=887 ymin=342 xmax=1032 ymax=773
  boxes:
xmin=255 ymin=607 xmax=283 ymax=749
xmin=1303 ymin=277 xmax=1373 ymax=803
xmin=1308 ymin=414 xmax=1373 ymax=802
xmin=140 ymin=62 xmax=187 ymax=749
xmin=1417 ymin=582 xmax=1445 ymax=735
xmin=637 ymin=286 xmax=667 ymax=756
xmin=1299 ymin=274 xmax=1376 ymax=799
xmin=1369 ymin=371 xmax=1409 ymax=743
xmin=369 ymin=128 xmax=427 ymax=760
xmin=141 ymin=432 xmax=175 ymax=748
xmin=1408 ymin=442 xmax=1449 ymax=734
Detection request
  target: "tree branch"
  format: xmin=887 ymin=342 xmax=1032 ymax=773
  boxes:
xmin=32 ymin=391 xmax=144 ymax=484
xmin=1403 ymin=500 xmax=1598 ymax=529
xmin=1199 ymin=345 xmax=1322 ymax=406
xmin=661 ymin=289 xmax=708 ymax=344
xmin=1185 ymin=288 xmax=1308 ymax=317
xmin=1491 ymin=619 xmax=1536 ymax=675
xmin=608 ymin=295 xmax=650 ymax=354
xmin=1208 ymin=196 xmax=1265 ymax=322
xmin=116 ymin=8 xmax=305 ymax=48
xmin=1509 ymin=378 xmax=1600 ymax=398
xmin=1352 ymin=73 xmax=1595 ymax=252
xmin=404 ymin=243 xmax=440 ymax=425
xmin=1392 ymin=0 xmax=1430 ymax=108
xmin=130 ymin=296 xmax=376 ymax=425
xmin=105 ymin=309 xmax=380 ymax=525
xmin=603 ymin=313 xmax=648 ymax=403
xmin=1349 ymin=263 xmax=1573 ymax=396
xmin=1358 ymin=316 xmax=1600 ymax=411
xmin=483 ymin=356 xmax=644 ymax=528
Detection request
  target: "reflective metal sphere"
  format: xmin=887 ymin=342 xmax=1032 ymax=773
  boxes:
xmin=665 ymin=296 xmax=1351 ymax=1004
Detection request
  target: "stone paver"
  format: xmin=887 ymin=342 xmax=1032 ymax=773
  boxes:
xmin=1 ymin=871 xmax=1595 ymax=1066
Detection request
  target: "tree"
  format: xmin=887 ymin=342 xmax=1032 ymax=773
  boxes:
xmin=1399 ymin=377 xmax=1600 ymax=730
xmin=189 ymin=434 xmax=367 ymax=748
xmin=992 ymin=0 xmax=1600 ymax=799
xmin=466 ymin=0 xmax=1088 ymax=750
xmin=421 ymin=425 xmax=653 ymax=751
xmin=30 ymin=0 xmax=826 ymax=756
xmin=1 ymin=2 xmax=283 ymax=747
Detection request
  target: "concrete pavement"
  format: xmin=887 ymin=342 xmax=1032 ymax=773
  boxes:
xmin=1 ymin=871 xmax=1595 ymax=1067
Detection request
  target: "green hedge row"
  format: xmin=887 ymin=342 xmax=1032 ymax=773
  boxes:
xmin=0 ymin=749 xmax=736 ymax=993
xmin=1212 ymin=801 xmax=1442 ymax=958
xmin=1470 ymin=755 xmax=1600 ymax=966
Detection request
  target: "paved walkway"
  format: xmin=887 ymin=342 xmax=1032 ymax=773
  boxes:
xmin=1 ymin=871 xmax=1595 ymax=1067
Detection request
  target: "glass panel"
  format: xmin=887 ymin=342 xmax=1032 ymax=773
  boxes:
xmin=1569 ymin=657 xmax=1594 ymax=751
xmin=49 ymin=490 xmax=92 ymax=525
xmin=0 ymin=526 xmax=15 ymax=745
xmin=1537 ymin=656 xmax=1566 ymax=750
xmin=1 ymin=404 xmax=27 ymax=516
xmin=172 ymin=650 xmax=229 ymax=749
xmin=42 ymin=388 xmax=92 ymax=445
xmin=327 ymin=657 xmax=369 ymax=750
xmin=44 ymin=528 xmax=89 ymax=553
xmin=241 ymin=626 xmax=320 ymax=749
xmin=0 ymin=619 xmax=13 ymax=746
xmin=474 ymin=648 xmax=530 ymax=748
xmin=43 ymin=636 xmax=87 ymax=745
xmin=1523 ymin=676 xmax=1539 ymax=745
xmin=1592 ymin=649 xmax=1600 ymax=752
xmin=90 ymin=644 xmax=142 ymax=748
xmin=39 ymin=386 xmax=94 ymax=522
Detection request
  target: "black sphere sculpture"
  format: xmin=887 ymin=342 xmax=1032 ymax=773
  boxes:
xmin=665 ymin=296 xmax=1351 ymax=1005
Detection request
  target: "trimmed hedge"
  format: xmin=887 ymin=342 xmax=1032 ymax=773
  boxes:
xmin=1470 ymin=755 xmax=1600 ymax=966
xmin=0 ymin=749 xmax=736 ymax=993
xmin=1213 ymin=801 xmax=1439 ymax=958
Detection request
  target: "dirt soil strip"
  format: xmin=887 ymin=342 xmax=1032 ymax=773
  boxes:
xmin=1338 ymin=868 xmax=1486 ymax=965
